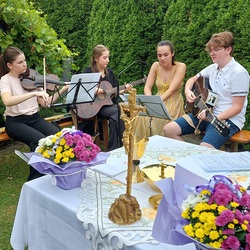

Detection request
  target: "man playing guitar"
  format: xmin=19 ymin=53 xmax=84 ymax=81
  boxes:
xmin=164 ymin=31 xmax=249 ymax=149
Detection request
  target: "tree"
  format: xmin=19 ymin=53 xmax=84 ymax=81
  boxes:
xmin=0 ymin=0 xmax=76 ymax=76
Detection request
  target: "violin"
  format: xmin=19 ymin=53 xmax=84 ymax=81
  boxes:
xmin=20 ymin=68 xmax=65 ymax=91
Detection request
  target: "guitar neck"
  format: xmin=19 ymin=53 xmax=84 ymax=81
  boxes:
xmin=195 ymin=96 xmax=215 ymax=124
xmin=105 ymin=77 xmax=147 ymax=96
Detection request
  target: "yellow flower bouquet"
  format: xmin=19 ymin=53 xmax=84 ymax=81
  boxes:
xmin=181 ymin=175 xmax=250 ymax=250
xmin=28 ymin=127 xmax=109 ymax=189
xmin=151 ymin=175 xmax=250 ymax=250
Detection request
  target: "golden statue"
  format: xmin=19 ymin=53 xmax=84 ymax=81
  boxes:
xmin=108 ymin=88 xmax=146 ymax=225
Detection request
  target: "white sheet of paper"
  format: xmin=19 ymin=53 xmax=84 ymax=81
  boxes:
xmin=191 ymin=151 xmax=250 ymax=172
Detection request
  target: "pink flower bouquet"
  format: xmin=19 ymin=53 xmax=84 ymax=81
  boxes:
xmin=28 ymin=127 xmax=109 ymax=189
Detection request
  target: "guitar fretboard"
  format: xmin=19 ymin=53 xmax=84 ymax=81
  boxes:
xmin=195 ymin=96 xmax=230 ymax=137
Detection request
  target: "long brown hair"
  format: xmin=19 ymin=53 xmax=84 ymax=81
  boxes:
xmin=90 ymin=44 xmax=109 ymax=74
xmin=0 ymin=46 xmax=24 ymax=78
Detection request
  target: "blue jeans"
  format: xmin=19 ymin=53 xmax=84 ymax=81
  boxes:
xmin=175 ymin=113 xmax=240 ymax=149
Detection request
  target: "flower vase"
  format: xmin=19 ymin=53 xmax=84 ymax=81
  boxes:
xmin=51 ymin=163 xmax=88 ymax=190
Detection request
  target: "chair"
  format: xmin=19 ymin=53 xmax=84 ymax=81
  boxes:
xmin=95 ymin=118 xmax=109 ymax=152
xmin=70 ymin=110 xmax=109 ymax=152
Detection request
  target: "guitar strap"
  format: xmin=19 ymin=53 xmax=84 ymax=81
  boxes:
xmin=182 ymin=114 xmax=201 ymax=135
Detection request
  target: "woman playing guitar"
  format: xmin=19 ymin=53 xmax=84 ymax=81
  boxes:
xmin=76 ymin=44 xmax=132 ymax=151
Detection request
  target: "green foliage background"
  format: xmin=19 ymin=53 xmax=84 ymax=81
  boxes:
xmin=0 ymin=0 xmax=250 ymax=129
xmin=0 ymin=1 xmax=250 ymax=248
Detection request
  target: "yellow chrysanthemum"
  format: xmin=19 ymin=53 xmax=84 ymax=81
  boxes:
xmin=194 ymin=222 xmax=202 ymax=228
xmin=209 ymin=230 xmax=220 ymax=240
xmin=194 ymin=203 xmax=208 ymax=212
xmin=233 ymin=219 xmax=238 ymax=224
xmin=56 ymin=146 xmax=63 ymax=153
xmin=62 ymin=157 xmax=69 ymax=163
xmin=241 ymin=224 xmax=247 ymax=230
xmin=208 ymin=204 xmax=217 ymax=210
xmin=200 ymin=189 xmax=211 ymax=196
xmin=209 ymin=241 xmax=221 ymax=248
xmin=230 ymin=201 xmax=239 ymax=208
xmin=195 ymin=228 xmax=205 ymax=239
xmin=206 ymin=214 xmax=216 ymax=225
xmin=228 ymin=223 xmax=235 ymax=229
xmin=54 ymin=158 xmax=60 ymax=164
xmin=183 ymin=224 xmax=194 ymax=237
xmin=217 ymin=205 xmax=227 ymax=214
xmin=192 ymin=211 xmax=199 ymax=218
xmin=199 ymin=212 xmax=209 ymax=223
xmin=181 ymin=210 xmax=189 ymax=219
xmin=59 ymin=138 xmax=66 ymax=146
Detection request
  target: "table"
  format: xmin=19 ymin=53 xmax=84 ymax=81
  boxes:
xmin=11 ymin=135 xmax=221 ymax=250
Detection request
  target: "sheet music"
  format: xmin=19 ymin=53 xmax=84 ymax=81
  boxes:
xmin=136 ymin=95 xmax=172 ymax=120
xmin=66 ymin=73 xmax=101 ymax=104
xmin=51 ymin=73 xmax=101 ymax=107
xmin=191 ymin=151 xmax=250 ymax=172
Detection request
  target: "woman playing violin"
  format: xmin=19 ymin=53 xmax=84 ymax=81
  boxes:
xmin=0 ymin=46 xmax=68 ymax=181
xmin=79 ymin=44 xmax=132 ymax=151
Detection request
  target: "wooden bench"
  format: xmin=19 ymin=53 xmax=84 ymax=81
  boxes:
xmin=229 ymin=129 xmax=250 ymax=152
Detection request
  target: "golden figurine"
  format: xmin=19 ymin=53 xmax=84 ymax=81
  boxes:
xmin=108 ymin=88 xmax=145 ymax=225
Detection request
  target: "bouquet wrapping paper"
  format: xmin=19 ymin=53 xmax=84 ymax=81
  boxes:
xmin=28 ymin=152 xmax=109 ymax=189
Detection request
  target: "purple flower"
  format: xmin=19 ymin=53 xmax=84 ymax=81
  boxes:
xmin=245 ymin=244 xmax=250 ymax=250
xmin=234 ymin=209 xmax=244 ymax=224
xmin=246 ymin=233 xmax=250 ymax=244
xmin=221 ymin=235 xmax=240 ymax=250
xmin=215 ymin=210 xmax=234 ymax=226
xmin=240 ymin=193 xmax=250 ymax=208
xmin=208 ymin=183 xmax=233 ymax=206
xmin=222 ymin=229 xmax=235 ymax=235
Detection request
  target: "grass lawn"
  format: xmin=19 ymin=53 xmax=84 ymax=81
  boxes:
xmin=0 ymin=141 xmax=29 ymax=250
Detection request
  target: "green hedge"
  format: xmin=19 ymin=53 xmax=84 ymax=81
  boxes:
xmin=1 ymin=0 xmax=250 ymax=130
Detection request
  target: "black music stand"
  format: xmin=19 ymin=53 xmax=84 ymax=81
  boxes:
xmin=50 ymin=73 xmax=101 ymax=128
xmin=136 ymin=95 xmax=172 ymax=136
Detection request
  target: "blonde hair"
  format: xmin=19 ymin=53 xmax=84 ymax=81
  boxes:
xmin=205 ymin=31 xmax=234 ymax=56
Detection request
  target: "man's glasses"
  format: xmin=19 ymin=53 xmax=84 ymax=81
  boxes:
xmin=209 ymin=48 xmax=225 ymax=54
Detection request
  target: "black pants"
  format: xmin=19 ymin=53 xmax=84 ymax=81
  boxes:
xmin=98 ymin=104 xmax=125 ymax=151
xmin=5 ymin=113 xmax=60 ymax=181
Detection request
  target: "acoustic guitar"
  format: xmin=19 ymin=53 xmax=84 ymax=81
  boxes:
xmin=185 ymin=76 xmax=230 ymax=137
xmin=75 ymin=76 xmax=147 ymax=119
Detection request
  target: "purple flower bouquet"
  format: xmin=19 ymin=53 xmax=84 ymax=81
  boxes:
xmin=29 ymin=127 xmax=110 ymax=189
xmin=152 ymin=175 xmax=250 ymax=250
xmin=28 ymin=152 xmax=109 ymax=189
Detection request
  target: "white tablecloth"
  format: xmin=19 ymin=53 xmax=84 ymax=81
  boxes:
xmin=11 ymin=135 xmax=221 ymax=250
xmin=10 ymin=175 xmax=196 ymax=250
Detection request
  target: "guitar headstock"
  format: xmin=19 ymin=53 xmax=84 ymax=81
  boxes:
xmin=210 ymin=114 xmax=230 ymax=137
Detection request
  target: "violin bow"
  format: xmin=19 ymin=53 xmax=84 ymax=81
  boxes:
xmin=43 ymin=56 xmax=46 ymax=92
